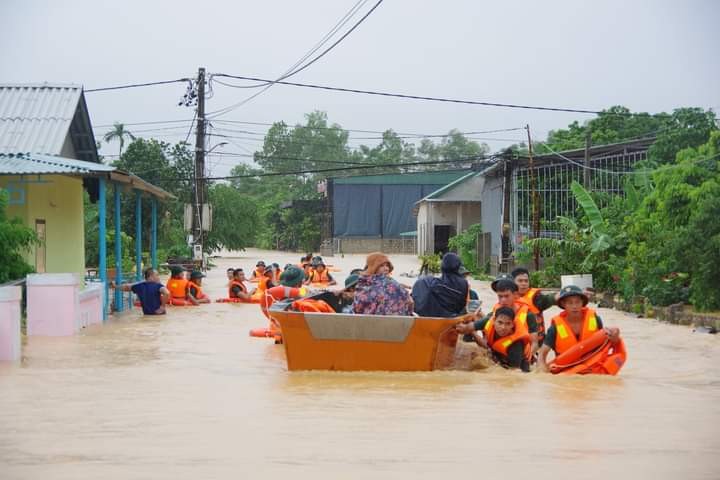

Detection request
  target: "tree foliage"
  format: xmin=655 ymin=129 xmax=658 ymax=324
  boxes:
xmin=0 ymin=189 xmax=38 ymax=282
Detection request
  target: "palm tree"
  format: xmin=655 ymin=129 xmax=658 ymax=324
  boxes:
xmin=103 ymin=122 xmax=136 ymax=158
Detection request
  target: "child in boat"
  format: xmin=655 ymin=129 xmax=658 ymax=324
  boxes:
xmin=466 ymin=306 xmax=531 ymax=372
xmin=187 ymin=270 xmax=211 ymax=305
xmin=113 ymin=268 xmax=169 ymax=315
xmin=536 ymin=285 xmax=620 ymax=373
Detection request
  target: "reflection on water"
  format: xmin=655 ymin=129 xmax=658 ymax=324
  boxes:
xmin=1 ymin=252 xmax=719 ymax=480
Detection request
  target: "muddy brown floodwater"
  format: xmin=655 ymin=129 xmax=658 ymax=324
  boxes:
xmin=1 ymin=249 xmax=719 ymax=479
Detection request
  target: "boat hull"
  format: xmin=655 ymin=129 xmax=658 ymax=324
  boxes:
xmin=273 ymin=310 xmax=459 ymax=371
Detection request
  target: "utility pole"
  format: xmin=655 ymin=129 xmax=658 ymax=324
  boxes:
xmin=501 ymin=152 xmax=514 ymax=273
xmin=193 ymin=67 xmax=206 ymax=264
xmin=584 ymin=129 xmax=591 ymax=188
xmin=526 ymin=125 xmax=540 ymax=271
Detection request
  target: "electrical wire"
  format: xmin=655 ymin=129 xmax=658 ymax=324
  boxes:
xmin=213 ymin=74 xmax=641 ymax=116
xmin=207 ymin=0 xmax=384 ymax=118
xmin=85 ymin=78 xmax=191 ymax=93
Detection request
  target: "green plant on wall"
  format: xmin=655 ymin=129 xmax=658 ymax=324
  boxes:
xmin=0 ymin=189 xmax=38 ymax=283
xmin=448 ymin=223 xmax=483 ymax=273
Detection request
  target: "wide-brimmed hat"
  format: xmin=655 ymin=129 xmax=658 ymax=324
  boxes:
xmin=491 ymin=273 xmax=516 ymax=292
xmin=557 ymin=285 xmax=589 ymax=307
xmin=364 ymin=252 xmax=393 ymax=275
xmin=344 ymin=274 xmax=360 ymax=289
xmin=189 ymin=270 xmax=205 ymax=279
xmin=458 ymin=266 xmax=470 ymax=275
xmin=280 ymin=266 xmax=304 ymax=287
xmin=311 ymin=256 xmax=324 ymax=266
xmin=256 ymin=261 xmax=266 ymax=267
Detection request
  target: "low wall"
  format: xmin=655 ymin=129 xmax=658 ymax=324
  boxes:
xmin=27 ymin=273 xmax=104 ymax=336
xmin=597 ymin=293 xmax=720 ymax=330
xmin=0 ymin=286 xmax=22 ymax=361
xmin=334 ymin=237 xmax=416 ymax=254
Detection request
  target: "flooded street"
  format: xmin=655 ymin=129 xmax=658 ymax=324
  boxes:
xmin=1 ymin=249 xmax=719 ymax=479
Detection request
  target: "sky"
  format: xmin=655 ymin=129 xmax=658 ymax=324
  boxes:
xmin=1 ymin=0 xmax=718 ymax=177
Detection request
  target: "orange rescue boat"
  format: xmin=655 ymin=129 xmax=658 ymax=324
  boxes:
xmin=271 ymin=308 xmax=459 ymax=371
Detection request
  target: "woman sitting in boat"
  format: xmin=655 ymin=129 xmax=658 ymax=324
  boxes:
xmin=352 ymin=252 xmax=413 ymax=316
xmin=412 ymin=252 xmax=469 ymax=318
xmin=536 ymin=285 xmax=624 ymax=375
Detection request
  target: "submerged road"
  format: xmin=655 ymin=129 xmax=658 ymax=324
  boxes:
xmin=1 ymin=249 xmax=719 ymax=479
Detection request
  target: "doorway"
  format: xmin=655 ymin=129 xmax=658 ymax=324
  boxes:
xmin=35 ymin=219 xmax=46 ymax=273
xmin=434 ymin=225 xmax=453 ymax=255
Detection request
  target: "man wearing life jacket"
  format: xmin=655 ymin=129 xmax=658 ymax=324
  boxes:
xmin=250 ymin=261 xmax=266 ymax=281
xmin=260 ymin=266 xmax=309 ymax=340
xmin=304 ymin=259 xmax=337 ymax=286
xmin=456 ymin=276 xmax=539 ymax=358
xmin=511 ymin=267 xmax=557 ymax=345
xmin=467 ymin=306 xmax=531 ymax=371
xmin=225 ymin=267 xmax=235 ymax=288
xmin=166 ymin=266 xmax=189 ymax=303
xmin=229 ymin=268 xmax=253 ymax=301
xmin=187 ymin=270 xmax=211 ymax=305
xmin=537 ymin=285 xmax=620 ymax=373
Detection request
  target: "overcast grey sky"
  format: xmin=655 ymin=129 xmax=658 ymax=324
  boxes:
xmin=1 ymin=0 xmax=718 ymax=176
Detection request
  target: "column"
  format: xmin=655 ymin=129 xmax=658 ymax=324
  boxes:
xmin=98 ymin=177 xmax=108 ymax=320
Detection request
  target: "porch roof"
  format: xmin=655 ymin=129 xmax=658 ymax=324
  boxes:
xmin=0 ymin=152 xmax=175 ymax=200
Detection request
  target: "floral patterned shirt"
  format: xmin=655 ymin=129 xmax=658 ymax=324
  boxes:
xmin=352 ymin=274 xmax=413 ymax=316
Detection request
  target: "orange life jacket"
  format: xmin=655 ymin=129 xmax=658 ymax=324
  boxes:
xmin=228 ymin=280 xmax=247 ymax=298
xmin=292 ymin=298 xmax=335 ymax=313
xmin=187 ymin=281 xmax=206 ymax=299
xmin=260 ymin=285 xmax=306 ymax=320
xmin=167 ymin=277 xmax=188 ymax=299
xmin=551 ymin=307 xmax=599 ymax=355
xmin=308 ymin=269 xmax=330 ymax=283
xmin=517 ymin=288 xmax=545 ymax=337
xmin=484 ymin=305 xmax=531 ymax=360
xmin=550 ymin=328 xmax=627 ymax=375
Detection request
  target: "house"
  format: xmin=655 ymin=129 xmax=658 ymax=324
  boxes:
xmin=415 ymin=171 xmax=483 ymax=255
xmin=328 ymin=170 xmax=471 ymax=253
xmin=0 ymin=83 xmax=173 ymax=324
xmin=477 ymin=137 xmax=655 ymax=272
xmin=0 ymin=84 xmax=101 ymax=276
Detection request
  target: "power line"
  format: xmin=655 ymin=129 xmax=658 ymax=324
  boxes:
xmin=207 ymin=0 xmax=384 ymax=118
xmin=85 ymin=78 xmax=191 ymax=93
xmin=213 ymin=74 xmax=639 ymax=116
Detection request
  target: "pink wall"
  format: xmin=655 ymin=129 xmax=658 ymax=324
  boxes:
xmin=0 ymin=286 xmax=22 ymax=361
xmin=26 ymin=274 xmax=104 ymax=336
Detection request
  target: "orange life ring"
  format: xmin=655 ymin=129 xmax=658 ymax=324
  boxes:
xmin=249 ymin=328 xmax=282 ymax=343
xmin=550 ymin=329 xmax=627 ymax=375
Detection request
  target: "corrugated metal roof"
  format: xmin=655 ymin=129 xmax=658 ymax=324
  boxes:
xmin=332 ymin=169 xmax=470 ymax=185
xmin=0 ymin=84 xmax=98 ymax=162
xmin=0 ymin=152 xmax=114 ymax=175
xmin=416 ymin=171 xmax=481 ymax=203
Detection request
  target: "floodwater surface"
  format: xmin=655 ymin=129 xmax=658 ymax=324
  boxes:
xmin=1 ymin=249 xmax=719 ymax=479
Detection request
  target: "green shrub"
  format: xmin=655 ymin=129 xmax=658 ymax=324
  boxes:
xmin=448 ymin=223 xmax=483 ymax=273
xmin=418 ymin=253 xmax=441 ymax=274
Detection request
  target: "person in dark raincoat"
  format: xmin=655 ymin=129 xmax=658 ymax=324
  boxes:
xmin=412 ymin=252 xmax=469 ymax=318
